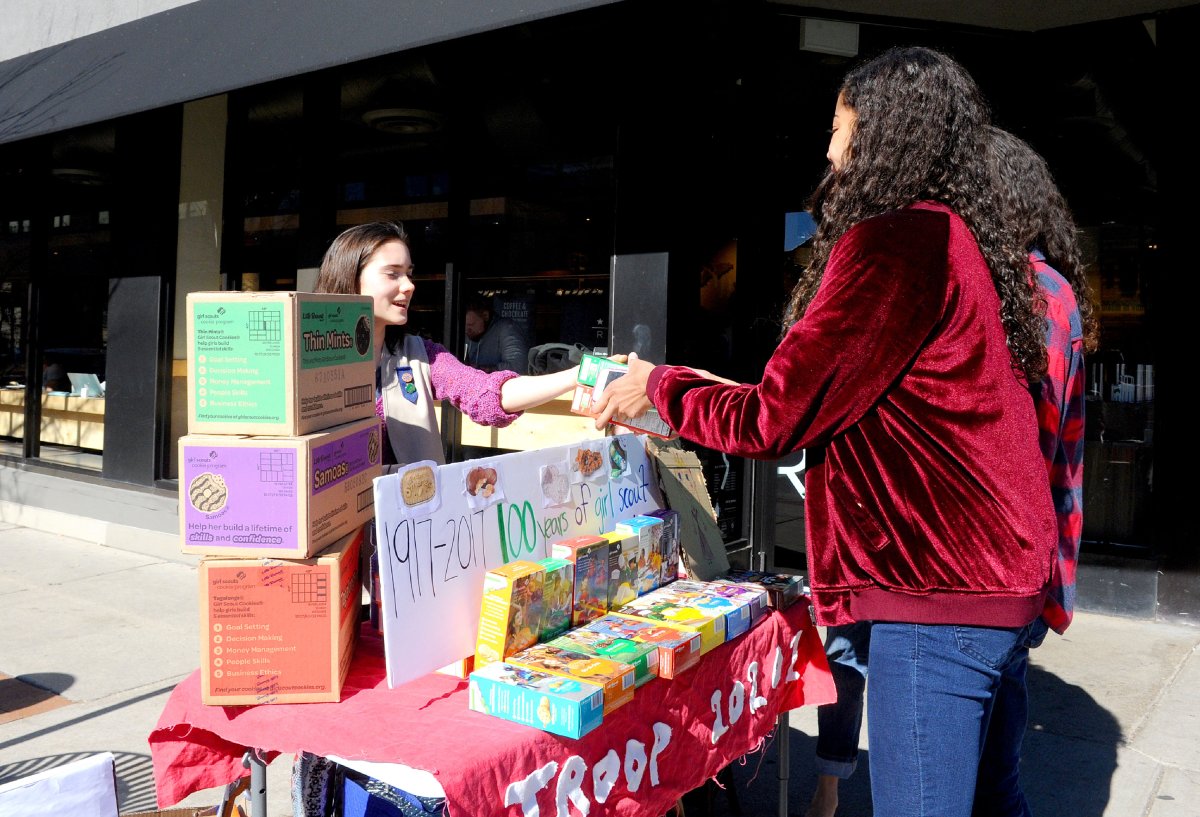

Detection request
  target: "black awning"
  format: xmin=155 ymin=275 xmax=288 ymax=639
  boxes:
xmin=0 ymin=0 xmax=620 ymax=145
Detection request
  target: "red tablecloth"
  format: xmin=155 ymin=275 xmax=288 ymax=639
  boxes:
xmin=151 ymin=602 xmax=833 ymax=817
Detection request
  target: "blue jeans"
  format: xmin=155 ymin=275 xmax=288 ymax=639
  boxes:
xmin=867 ymin=622 xmax=1033 ymax=817
xmin=971 ymin=618 xmax=1048 ymax=817
xmin=814 ymin=622 xmax=871 ymax=778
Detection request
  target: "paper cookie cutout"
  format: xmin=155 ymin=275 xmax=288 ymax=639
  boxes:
xmin=539 ymin=461 xmax=572 ymax=507
xmin=464 ymin=461 xmax=505 ymax=509
xmin=569 ymin=443 xmax=606 ymax=484
xmin=394 ymin=459 xmax=441 ymax=516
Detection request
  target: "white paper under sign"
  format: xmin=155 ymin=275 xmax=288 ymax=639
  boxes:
xmin=0 ymin=752 xmax=118 ymax=817
xmin=373 ymin=434 xmax=664 ymax=687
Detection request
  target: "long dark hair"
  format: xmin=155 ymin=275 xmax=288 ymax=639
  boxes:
xmin=314 ymin=221 xmax=410 ymax=295
xmin=784 ymin=46 xmax=1048 ymax=383
xmin=986 ymin=127 xmax=1099 ymax=352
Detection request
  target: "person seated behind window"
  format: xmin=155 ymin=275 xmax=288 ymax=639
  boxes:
xmin=464 ymin=299 xmax=530 ymax=374
xmin=42 ymin=362 xmax=71 ymax=393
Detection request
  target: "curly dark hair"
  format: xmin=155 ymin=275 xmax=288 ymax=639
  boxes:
xmin=783 ymin=46 xmax=1048 ymax=383
xmin=985 ymin=127 xmax=1099 ymax=353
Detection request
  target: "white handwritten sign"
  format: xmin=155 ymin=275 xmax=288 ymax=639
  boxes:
xmin=374 ymin=434 xmax=664 ymax=687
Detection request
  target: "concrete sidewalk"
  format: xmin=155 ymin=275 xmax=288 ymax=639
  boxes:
xmin=1 ymin=523 xmax=1197 ymax=816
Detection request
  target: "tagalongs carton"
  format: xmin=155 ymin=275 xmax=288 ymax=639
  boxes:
xmin=187 ymin=291 xmax=375 ymax=436
xmin=180 ymin=417 xmax=381 ymax=559
xmin=198 ymin=524 xmax=363 ymax=705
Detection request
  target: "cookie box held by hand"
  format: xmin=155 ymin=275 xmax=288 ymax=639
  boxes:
xmin=468 ymin=661 xmax=605 ymax=739
xmin=198 ymin=524 xmax=364 ymax=705
xmin=187 ymin=290 xmax=376 ymax=436
xmin=180 ymin=417 xmax=382 ymax=558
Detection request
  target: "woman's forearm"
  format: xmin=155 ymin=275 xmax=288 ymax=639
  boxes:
xmin=499 ymin=366 xmax=579 ymax=413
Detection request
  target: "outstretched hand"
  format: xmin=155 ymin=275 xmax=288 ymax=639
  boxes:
xmin=590 ymin=353 xmax=656 ymax=430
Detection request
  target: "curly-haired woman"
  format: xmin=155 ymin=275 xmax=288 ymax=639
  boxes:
xmin=593 ymin=47 xmax=1057 ymax=815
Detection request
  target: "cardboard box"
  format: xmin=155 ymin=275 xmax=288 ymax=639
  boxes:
xmin=468 ymin=661 xmax=605 ymax=739
xmin=507 ymin=642 xmax=635 ymax=715
xmin=187 ymin=291 xmax=375 ymax=436
xmin=583 ymin=614 xmax=701 ymax=679
xmin=474 ymin=561 xmax=545 ymax=669
xmin=601 ymin=530 xmax=639 ymax=609
xmin=198 ymin=525 xmax=363 ymax=705
xmin=180 ymin=417 xmax=382 ymax=558
xmin=537 ymin=556 xmax=575 ymax=641
xmin=615 ymin=586 xmax=727 ymax=655
xmin=550 ymin=535 xmax=610 ymax=627
xmin=645 ymin=507 xmax=682 ymax=585
xmin=717 ymin=570 xmax=805 ymax=610
xmin=645 ymin=440 xmax=730 ymax=580
xmin=550 ymin=626 xmax=659 ymax=687
xmin=571 ymin=354 xmax=675 ymax=439
xmin=615 ymin=515 xmax=664 ymax=596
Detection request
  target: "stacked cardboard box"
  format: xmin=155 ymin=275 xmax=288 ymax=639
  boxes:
xmin=183 ymin=291 xmax=382 ymax=705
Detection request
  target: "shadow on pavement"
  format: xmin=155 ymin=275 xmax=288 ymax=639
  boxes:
xmin=675 ymin=662 xmax=1120 ymax=817
xmin=0 ymin=750 xmax=158 ymax=813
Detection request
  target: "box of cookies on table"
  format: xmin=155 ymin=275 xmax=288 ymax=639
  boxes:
xmin=468 ymin=661 xmax=604 ymax=739
xmin=474 ymin=561 xmax=545 ymax=669
xmin=506 ymin=642 xmax=635 ymax=715
xmin=583 ymin=613 xmax=702 ymax=679
xmin=549 ymin=625 xmax=659 ymax=687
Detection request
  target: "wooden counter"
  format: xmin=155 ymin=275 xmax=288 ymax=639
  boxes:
xmin=0 ymin=389 xmax=105 ymax=450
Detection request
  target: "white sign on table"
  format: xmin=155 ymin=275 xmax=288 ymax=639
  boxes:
xmin=373 ymin=433 xmax=664 ymax=687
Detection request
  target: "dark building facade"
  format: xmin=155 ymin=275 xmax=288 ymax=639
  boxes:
xmin=0 ymin=0 xmax=1195 ymax=620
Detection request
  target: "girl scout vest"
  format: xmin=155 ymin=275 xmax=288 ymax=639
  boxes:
xmin=380 ymin=333 xmax=445 ymax=466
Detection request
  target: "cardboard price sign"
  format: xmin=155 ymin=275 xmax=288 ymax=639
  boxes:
xmin=645 ymin=440 xmax=730 ymax=580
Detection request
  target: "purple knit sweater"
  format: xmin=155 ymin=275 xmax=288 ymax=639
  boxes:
xmin=374 ymin=338 xmax=520 ymax=428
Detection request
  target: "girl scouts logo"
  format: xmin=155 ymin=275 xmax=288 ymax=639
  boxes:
xmin=397 ymin=366 xmax=419 ymax=404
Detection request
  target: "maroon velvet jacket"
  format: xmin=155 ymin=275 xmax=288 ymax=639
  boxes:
xmin=647 ymin=203 xmax=1057 ymax=627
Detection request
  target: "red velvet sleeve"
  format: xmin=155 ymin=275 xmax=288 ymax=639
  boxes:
xmin=650 ymin=209 xmax=952 ymax=459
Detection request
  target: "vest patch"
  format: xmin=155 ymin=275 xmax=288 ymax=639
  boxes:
xmin=397 ymin=365 xmax=419 ymax=404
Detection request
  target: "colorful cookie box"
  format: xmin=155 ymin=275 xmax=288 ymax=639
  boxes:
xmin=717 ymin=570 xmax=804 ymax=609
xmin=571 ymin=354 xmax=675 ymax=439
xmin=689 ymin=579 xmax=769 ymax=623
xmin=615 ymin=515 xmax=664 ymax=596
xmin=667 ymin=580 xmax=756 ymax=638
xmin=583 ymin=614 xmax=702 ymax=679
xmin=614 ymin=587 xmax=726 ymax=655
xmin=537 ymin=557 xmax=575 ymax=641
xmin=179 ymin=416 xmax=382 ymax=558
xmin=506 ymin=642 xmax=635 ymax=715
xmin=645 ymin=507 xmax=681 ymax=586
xmin=187 ymin=291 xmax=376 ymax=436
xmin=550 ymin=535 xmax=610 ymax=627
xmin=550 ymin=627 xmax=659 ymax=687
xmin=474 ymin=561 xmax=545 ymax=669
xmin=468 ymin=661 xmax=604 ymax=739
xmin=601 ymin=530 xmax=639 ymax=610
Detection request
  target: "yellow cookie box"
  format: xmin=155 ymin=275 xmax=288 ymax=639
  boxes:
xmin=474 ymin=561 xmax=545 ymax=670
